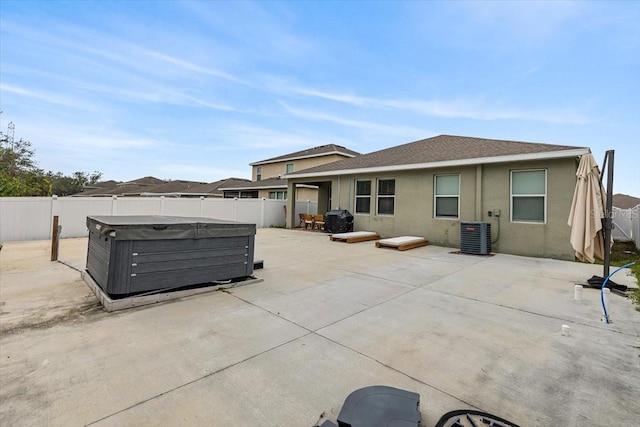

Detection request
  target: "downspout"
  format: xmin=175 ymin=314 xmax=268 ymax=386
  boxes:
xmin=475 ymin=165 xmax=482 ymax=221
xmin=337 ymin=175 xmax=341 ymax=209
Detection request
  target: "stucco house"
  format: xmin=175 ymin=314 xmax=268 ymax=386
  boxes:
xmin=220 ymin=144 xmax=359 ymax=204
xmin=284 ymin=135 xmax=590 ymax=260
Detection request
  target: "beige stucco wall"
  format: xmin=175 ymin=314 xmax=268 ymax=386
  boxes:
xmin=480 ymin=158 xmax=577 ymax=260
xmin=313 ymin=158 xmax=577 ymax=260
xmin=258 ymin=186 xmax=317 ymax=201
xmin=253 ymin=154 xmax=350 ymax=181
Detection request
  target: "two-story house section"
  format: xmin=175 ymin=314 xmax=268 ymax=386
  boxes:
xmin=220 ymin=144 xmax=360 ymax=203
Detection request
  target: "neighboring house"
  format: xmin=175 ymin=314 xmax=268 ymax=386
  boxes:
xmin=220 ymin=144 xmax=360 ymax=204
xmin=613 ymin=194 xmax=640 ymax=209
xmin=75 ymin=177 xmax=251 ymax=198
xmin=76 ymin=176 xmax=167 ymax=197
xmin=284 ymin=134 xmax=590 ymax=260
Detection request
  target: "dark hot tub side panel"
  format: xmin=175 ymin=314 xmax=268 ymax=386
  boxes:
xmin=86 ymin=216 xmax=256 ymax=297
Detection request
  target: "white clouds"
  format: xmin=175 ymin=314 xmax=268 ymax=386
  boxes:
xmin=0 ymin=83 xmax=100 ymax=111
xmin=0 ymin=1 xmax=637 ymax=194
xmin=287 ymin=86 xmax=590 ymax=124
xmin=154 ymin=164 xmax=248 ymax=181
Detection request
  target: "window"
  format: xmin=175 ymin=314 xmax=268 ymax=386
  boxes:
xmin=285 ymin=163 xmax=294 ymax=174
xmin=511 ymin=169 xmax=546 ymax=223
xmin=240 ymin=190 xmax=259 ymax=199
xmin=377 ymin=179 xmax=395 ymax=215
xmin=355 ymin=180 xmax=371 ymax=214
xmin=268 ymin=191 xmax=287 ymax=200
xmin=256 ymin=166 xmax=262 ymax=181
xmin=434 ymin=175 xmax=459 ymax=218
xmin=224 ymin=191 xmax=239 ymax=199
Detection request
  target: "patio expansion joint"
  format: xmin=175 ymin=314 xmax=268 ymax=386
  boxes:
xmin=84 ymin=325 xmax=314 ymax=426
xmin=227 ymin=283 xmax=488 ymax=412
xmin=226 ymin=289 xmax=485 ymax=413
xmin=420 ymin=286 xmax=639 ymax=338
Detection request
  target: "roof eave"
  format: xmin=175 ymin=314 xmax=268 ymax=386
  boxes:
xmin=284 ymin=148 xmax=591 ymax=179
xmin=219 ymin=184 xmax=318 ymax=191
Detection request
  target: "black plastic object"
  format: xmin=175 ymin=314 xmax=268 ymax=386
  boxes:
xmin=336 ymin=385 xmax=420 ymax=427
xmin=253 ymin=259 xmax=264 ymax=270
xmin=585 ymin=275 xmax=628 ymax=296
xmin=435 ymin=409 xmax=520 ymax=427
xmin=324 ymin=210 xmax=354 ymax=233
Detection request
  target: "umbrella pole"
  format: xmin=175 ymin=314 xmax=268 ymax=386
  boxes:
xmin=601 ymin=150 xmax=615 ymax=278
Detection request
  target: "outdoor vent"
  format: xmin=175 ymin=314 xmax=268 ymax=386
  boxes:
xmin=460 ymin=221 xmax=491 ymax=255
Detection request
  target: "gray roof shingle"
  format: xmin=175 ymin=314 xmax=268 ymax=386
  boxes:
xmin=287 ymin=135 xmax=588 ymax=176
xmin=250 ymin=144 xmax=360 ymax=165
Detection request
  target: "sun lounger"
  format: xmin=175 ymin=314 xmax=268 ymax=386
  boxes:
xmin=330 ymin=231 xmax=380 ymax=243
xmin=376 ymin=236 xmax=428 ymax=251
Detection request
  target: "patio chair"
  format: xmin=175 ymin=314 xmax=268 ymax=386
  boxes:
xmin=313 ymin=214 xmax=325 ymax=231
xmin=303 ymin=214 xmax=314 ymax=230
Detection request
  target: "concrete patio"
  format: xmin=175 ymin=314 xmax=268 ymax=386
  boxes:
xmin=1 ymin=228 xmax=639 ymax=426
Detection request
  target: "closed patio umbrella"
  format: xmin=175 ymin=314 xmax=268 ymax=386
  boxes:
xmin=568 ymin=153 xmax=610 ymax=263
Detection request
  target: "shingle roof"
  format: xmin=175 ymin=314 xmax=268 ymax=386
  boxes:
xmin=140 ymin=180 xmax=207 ymax=194
xmin=180 ymin=178 xmax=252 ymax=196
xmin=250 ymin=144 xmax=360 ymax=165
xmin=613 ymin=194 xmax=640 ymax=209
xmin=287 ymin=135 xmax=588 ymax=176
xmin=219 ymin=177 xmax=289 ymax=190
xmin=75 ymin=177 xmax=252 ymax=197
xmin=123 ymin=176 xmax=167 ymax=186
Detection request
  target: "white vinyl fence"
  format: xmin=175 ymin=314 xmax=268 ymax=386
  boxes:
xmin=612 ymin=204 xmax=640 ymax=249
xmin=0 ymin=196 xmax=318 ymax=243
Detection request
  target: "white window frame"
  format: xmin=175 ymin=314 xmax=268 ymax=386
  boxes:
xmin=285 ymin=163 xmax=294 ymax=174
xmin=268 ymin=190 xmax=287 ymax=200
xmin=256 ymin=166 xmax=262 ymax=181
xmin=376 ymin=178 xmax=395 ymax=216
xmin=354 ymin=179 xmax=371 ymax=215
xmin=510 ymin=169 xmax=547 ymax=224
xmin=434 ymin=174 xmax=460 ymax=219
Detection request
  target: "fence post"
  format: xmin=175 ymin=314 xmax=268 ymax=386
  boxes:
xmin=160 ymin=196 xmax=165 ymax=215
xmin=50 ymin=195 xmax=59 ymax=239
xmin=111 ymin=195 xmax=118 ymax=215
xmin=233 ymin=197 xmax=238 ymax=221
xmin=199 ymin=196 xmax=204 ymax=217
xmin=51 ymin=215 xmax=60 ymax=261
xmin=260 ymin=198 xmax=266 ymax=228
xmin=306 ymin=199 xmax=310 ymax=214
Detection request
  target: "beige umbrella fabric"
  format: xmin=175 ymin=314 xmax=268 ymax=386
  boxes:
xmin=568 ymin=153 xmax=610 ymax=263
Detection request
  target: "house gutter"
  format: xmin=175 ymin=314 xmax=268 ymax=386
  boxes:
xmin=218 ymin=184 xmax=317 ymax=191
xmin=283 ymin=148 xmax=590 ymax=179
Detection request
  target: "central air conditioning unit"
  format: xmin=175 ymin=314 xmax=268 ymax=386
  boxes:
xmin=460 ymin=221 xmax=491 ymax=255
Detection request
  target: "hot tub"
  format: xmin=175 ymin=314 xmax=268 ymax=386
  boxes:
xmin=86 ymin=215 xmax=256 ymax=298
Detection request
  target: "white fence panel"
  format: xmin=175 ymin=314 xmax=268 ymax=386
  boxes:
xmin=0 ymin=197 xmax=52 ymax=242
xmin=265 ymin=200 xmax=287 ymax=227
xmin=113 ymin=197 xmax=162 ymax=215
xmin=0 ymin=196 xmax=296 ymax=242
xmin=235 ymin=199 xmax=263 ymax=225
xmin=202 ymin=198 xmax=235 ymax=221
xmin=612 ymin=206 xmax=633 ymax=242
xmin=162 ymin=197 xmax=202 ymax=217
xmin=55 ymin=196 xmax=113 ymax=238
xmin=612 ymin=204 xmax=640 ymax=249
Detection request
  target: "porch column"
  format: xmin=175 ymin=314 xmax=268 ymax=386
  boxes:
xmin=286 ymin=180 xmax=296 ymax=229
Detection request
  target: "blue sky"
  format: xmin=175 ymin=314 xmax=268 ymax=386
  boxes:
xmin=1 ymin=1 xmax=638 ymax=195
